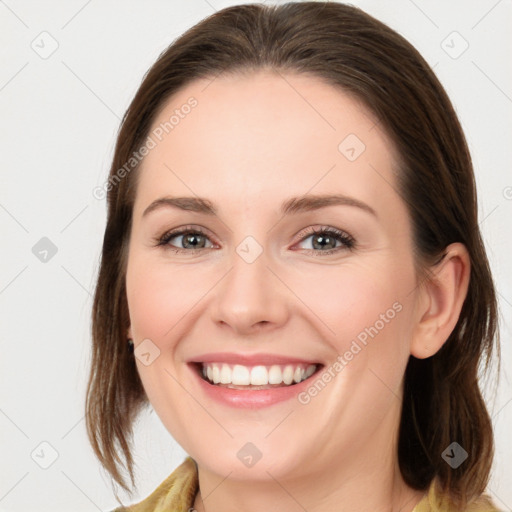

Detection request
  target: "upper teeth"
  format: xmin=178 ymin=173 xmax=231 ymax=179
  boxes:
xmin=201 ymin=363 xmax=317 ymax=386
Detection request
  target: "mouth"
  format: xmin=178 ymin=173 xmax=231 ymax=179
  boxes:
xmin=190 ymin=361 xmax=324 ymax=390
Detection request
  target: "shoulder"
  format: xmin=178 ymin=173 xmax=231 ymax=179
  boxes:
xmin=465 ymin=494 xmax=503 ymax=512
xmin=109 ymin=456 xmax=198 ymax=512
xmin=412 ymin=478 xmax=503 ymax=512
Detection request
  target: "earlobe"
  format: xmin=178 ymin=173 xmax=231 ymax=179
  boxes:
xmin=410 ymin=243 xmax=471 ymax=359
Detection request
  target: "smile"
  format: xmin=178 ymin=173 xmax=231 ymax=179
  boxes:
xmin=189 ymin=358 xmax=324 ymax=408
xmin=200 ymin=362 xmax=318 ymax=389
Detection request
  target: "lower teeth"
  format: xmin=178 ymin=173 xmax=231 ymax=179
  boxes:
xmin=217 ymin=382 xmax=295 ymax=390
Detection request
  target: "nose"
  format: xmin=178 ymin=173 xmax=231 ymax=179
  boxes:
xmin=210 ymin=246 xmax=290 ymax=336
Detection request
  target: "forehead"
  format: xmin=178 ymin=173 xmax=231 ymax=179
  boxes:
xmin=134 ymin=70 xmax=402 ymax=220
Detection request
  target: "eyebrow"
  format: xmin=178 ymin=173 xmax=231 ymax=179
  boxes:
xmin=142 ymin=193 xmax=377 ymax=218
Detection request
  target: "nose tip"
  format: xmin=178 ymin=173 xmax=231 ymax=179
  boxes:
xmin=210 ymin=254 xmax=289 ymax=335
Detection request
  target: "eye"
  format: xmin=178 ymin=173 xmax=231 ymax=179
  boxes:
xmin=155 ymin=225 xmax=356 ymax=255
xmin=294 ymin=226 xmax=355 ymax=255
xmin=156 ymin=226 xmax=214 ymax=253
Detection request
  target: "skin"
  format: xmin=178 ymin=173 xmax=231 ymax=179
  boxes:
xmin=125 ymin=70 xmax=470 ymax=512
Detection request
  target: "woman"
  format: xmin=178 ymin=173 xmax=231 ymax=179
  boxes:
xmin=85 ymin=2 xmax=502 ymax=511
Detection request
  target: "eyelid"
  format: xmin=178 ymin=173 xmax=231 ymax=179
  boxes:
xmin=294 ymin=225 xmax=354 ymax=243
xmin=156 ymin=225 xmax=216 ymax=248
xmin=292 ymin=225 xmax=356 ymax=253
xmin=155 ymin=224 xmax=356 ymax=254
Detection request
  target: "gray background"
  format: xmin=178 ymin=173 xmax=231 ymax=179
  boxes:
xmin=1 ymin=0 xmax=511 ymax=510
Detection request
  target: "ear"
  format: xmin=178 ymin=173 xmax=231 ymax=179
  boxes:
xmin=410 ymin=242 xmax=471 ymax=359
xmin=127 ymin=325 xmax=133 ymax=340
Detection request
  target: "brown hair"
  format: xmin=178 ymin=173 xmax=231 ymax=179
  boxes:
xmin=85 ymin=2 xmax=500 ymax=509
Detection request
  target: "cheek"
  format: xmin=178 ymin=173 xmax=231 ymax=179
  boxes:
xmin=292 ymin=261 xmax=412 ymax=346
xmin=125 ymin=256 xmax=210 ymax=342
xmin=293 ymin=259 xmax=417 ymax=402
xmin=125 ymin=255 xmax=203 ymax=431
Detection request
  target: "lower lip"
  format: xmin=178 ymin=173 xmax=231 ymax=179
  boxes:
xmin=189 ymin=364 xmax=322 ymax=409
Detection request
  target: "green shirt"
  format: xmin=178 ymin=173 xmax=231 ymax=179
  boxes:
xmin=111 ymin=456 xmax=502 ymax=512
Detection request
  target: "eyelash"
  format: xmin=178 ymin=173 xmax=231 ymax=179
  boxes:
xmin=155 ymin=225 xmax=356 ymax=256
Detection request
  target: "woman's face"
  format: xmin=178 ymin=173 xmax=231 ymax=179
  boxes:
xmin=125 ymin=70 xmax=423 ymax=480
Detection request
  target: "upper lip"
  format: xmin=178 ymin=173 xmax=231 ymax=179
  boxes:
xmin=187 ymin=352 xmax=322 ymax=366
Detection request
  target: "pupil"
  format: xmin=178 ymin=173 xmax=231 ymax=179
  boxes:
xmin=184 ymin=233 xmax=205 ymax=248
xmin=313 ymin=234 xmax=334 ymax=250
